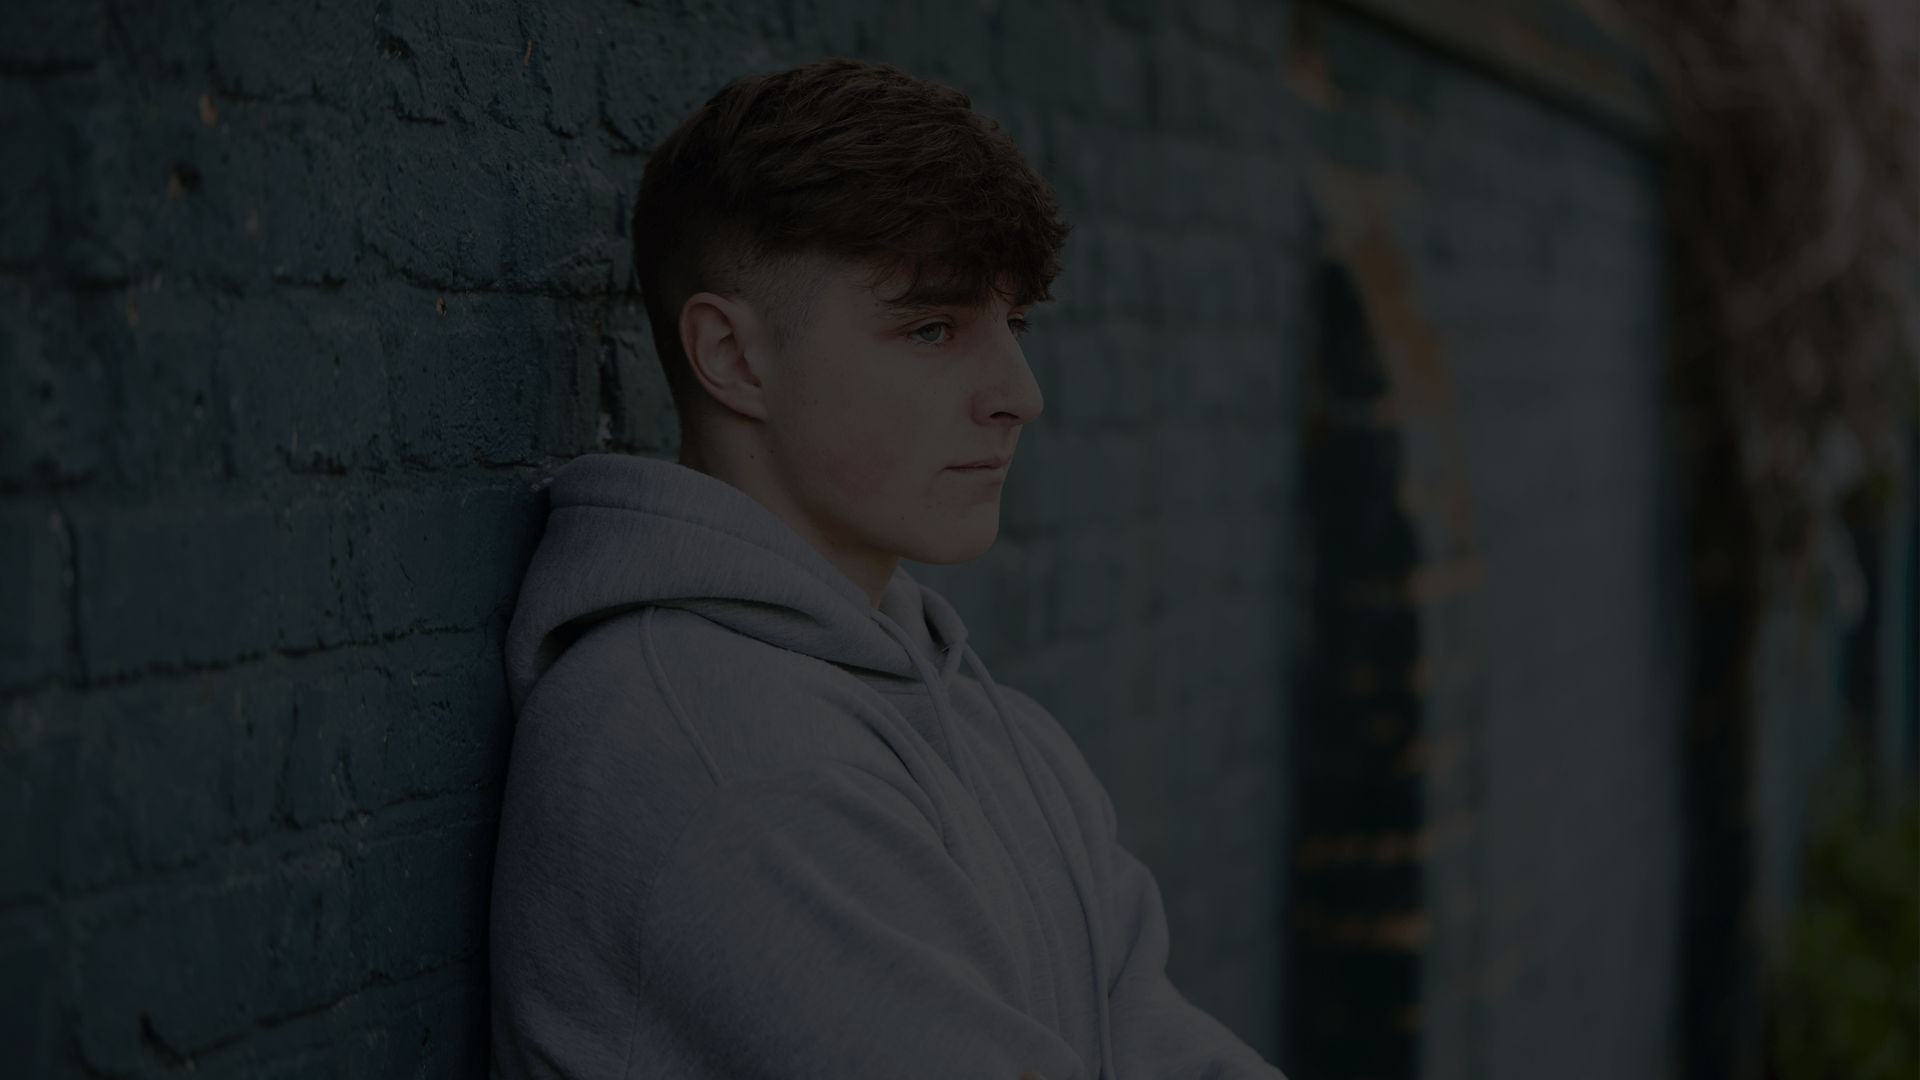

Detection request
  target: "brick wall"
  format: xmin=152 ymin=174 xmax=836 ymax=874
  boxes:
xmin=2 ymin=0 xmax=1678 ymax=1076
xmin=2 ymin=1 xmax=1307 ymax=1072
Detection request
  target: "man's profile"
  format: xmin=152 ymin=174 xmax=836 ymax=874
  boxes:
xmin=490 ymin=58 xmax=1283 ymax=1079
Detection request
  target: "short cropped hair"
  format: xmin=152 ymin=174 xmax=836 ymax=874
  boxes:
xmin=632 ymin=58 xmax=1070 ymax=417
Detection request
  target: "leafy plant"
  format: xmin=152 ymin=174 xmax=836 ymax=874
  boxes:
xmin=1770 ymin=768 xmax=1918 ymax=1080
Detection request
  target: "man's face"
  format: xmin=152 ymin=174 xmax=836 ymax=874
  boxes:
xmin=754 ymin=262 xmax=1044 ymax=567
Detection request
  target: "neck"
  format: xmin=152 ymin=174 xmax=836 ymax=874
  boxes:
xmin=679 ymin=420 xmax=898 ymax=608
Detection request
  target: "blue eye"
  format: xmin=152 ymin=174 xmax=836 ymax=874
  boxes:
xmin=911 ymin=322 xmax=948 ymax=344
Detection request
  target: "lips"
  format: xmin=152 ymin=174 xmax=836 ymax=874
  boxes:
xmin=950 ymin=457 xmax=1011 ymax=471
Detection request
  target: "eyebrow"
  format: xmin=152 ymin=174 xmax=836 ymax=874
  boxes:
xmin=870 ymin=273 xmax=1010 ymax=315
xmin=877 ymin=300 xmax=951 ymax=318
xmin=877 ymin=288 xmax=1025 ymax=318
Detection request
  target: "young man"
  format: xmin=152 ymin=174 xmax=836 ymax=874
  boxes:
xmin=491 ymin=59 xmax=1283 ymax=1080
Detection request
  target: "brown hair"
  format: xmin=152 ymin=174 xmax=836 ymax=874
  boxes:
xmin=631 ymin=58 xmax=1070 ymax=416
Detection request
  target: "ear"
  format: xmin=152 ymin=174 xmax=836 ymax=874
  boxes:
xmin=679 ymin=291 xmax=770 ymax=421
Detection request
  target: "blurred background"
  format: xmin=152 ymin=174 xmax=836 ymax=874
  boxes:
xmin=1 ymin=0 xmax=1914 ymax=1077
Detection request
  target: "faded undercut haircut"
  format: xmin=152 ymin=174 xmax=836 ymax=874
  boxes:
xmin=631 ymin=58 xmax=1071 ymax=421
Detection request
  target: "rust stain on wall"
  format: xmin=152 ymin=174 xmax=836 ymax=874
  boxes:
xmin=1313 ymin=163 xmax=1479 ymax=579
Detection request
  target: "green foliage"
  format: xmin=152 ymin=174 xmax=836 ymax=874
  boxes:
xmin=1771 ymin=781 xmax=1920 ymax=1080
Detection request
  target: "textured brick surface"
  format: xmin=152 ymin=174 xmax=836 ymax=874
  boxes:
xmin=1 ymin=0 xmax=1679 ymax=1075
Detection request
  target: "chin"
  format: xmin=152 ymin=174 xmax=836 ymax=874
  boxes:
xmin=903 ymin=506 xmax=1001 ymax=565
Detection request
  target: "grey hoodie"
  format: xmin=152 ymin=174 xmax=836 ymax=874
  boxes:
xmin=490 ymin=453 xmax=1282 ymax=1080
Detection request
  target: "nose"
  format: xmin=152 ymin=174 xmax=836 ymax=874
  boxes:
xmin=976 ymin=318 xmax=1044 ymax=427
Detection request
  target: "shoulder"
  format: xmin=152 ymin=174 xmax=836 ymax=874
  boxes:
xmin=514 ymin=606 xmax=915 ymax=798
xmin=638 ymin=607 xmax=914 ymax=783
xmin=495 ymin=609 xmax=939 ymax=922
xmin=508 ymin=609 xmax=683 ymax=785
xmin=499 ymin=610 xmax=714 ymax=871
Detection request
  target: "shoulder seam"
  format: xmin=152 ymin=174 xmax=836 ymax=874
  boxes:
xmin=639 ymin=606 xmax=726 ymax=787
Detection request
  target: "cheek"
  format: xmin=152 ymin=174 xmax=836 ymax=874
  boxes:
xmin=781 ymin=363 xmax=949 ymax=503
xmin=811 ymin=415 xmax=911 ymax=501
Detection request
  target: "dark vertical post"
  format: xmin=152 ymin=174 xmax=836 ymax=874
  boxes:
xmin=1286 ymin=262 xmax=1423 ymax=1080
xmin=1676 ymin=354 xmax=1763 ymax=1080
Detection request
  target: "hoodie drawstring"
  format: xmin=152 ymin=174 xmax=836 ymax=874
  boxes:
xmin=872 ymin=612 xmax=1118 ymax=1080
xmin=870 ymin=614 xmax=980 ymax=799
xmin=963 ymin=644 xmax=1118 ymax=1080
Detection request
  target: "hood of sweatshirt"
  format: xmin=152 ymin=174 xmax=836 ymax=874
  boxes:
xmin=503 ymin=453 xmax=967 ymax=713
xmin=491 ymin=452 xmax=1285 ymax=1080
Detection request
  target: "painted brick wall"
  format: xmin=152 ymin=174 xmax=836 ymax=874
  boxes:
xmin=2 ymin=0 xmax=1678 ymax=1077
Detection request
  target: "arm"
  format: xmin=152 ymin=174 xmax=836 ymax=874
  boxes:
xmin=993 ymin=687 xmax=1285 ymax=1080
xmin=1099 ymin=842 xmax=1285 ymax=1080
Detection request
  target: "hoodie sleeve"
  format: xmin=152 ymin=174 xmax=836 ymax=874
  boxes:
xmin=1098 ymin=841 xmax=1288 ymax=1080
xmin=990 ymin=686 xmax=1287 ymax=1080
xmin=598 ymin=762 xmax=1088 ymax=1080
